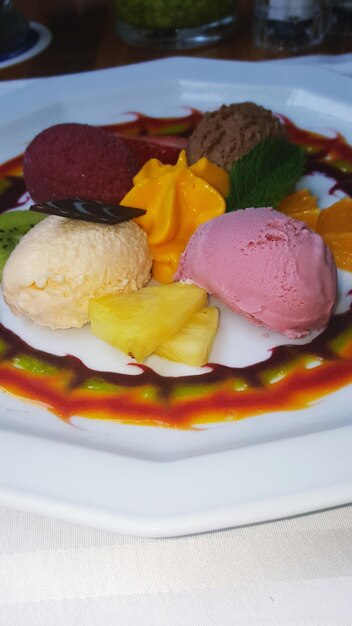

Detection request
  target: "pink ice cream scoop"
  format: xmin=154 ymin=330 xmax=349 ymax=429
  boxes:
xmin=175 ymin=207 xmax=337 ymax=338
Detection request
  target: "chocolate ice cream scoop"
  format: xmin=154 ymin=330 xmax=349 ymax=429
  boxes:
xmin=187 ymin=102 xmax=287 ymax=172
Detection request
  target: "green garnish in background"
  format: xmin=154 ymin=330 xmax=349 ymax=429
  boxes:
xmin=226 ymin=138 xmax=306 ymax=211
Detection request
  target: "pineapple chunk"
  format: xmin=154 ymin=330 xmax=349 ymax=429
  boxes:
xmin=89 ymin=283 xmax=207 ymax=362
xmin=155 ymin=306 xmax=219 ymax=367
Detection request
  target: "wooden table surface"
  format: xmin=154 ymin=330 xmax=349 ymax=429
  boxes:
xmin=1 ymin=0 xmax=352 ymax=81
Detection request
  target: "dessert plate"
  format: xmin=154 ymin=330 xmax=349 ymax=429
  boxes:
xmin=0 ymin=57 xmax=352 ymax=537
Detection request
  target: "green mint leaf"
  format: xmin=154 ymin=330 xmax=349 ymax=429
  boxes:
xmin=226 ymin=138 xmax=306 ymax=211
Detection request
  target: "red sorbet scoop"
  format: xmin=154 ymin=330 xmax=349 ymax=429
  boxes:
xmin=23 ymin=123 xmax=140 ymax=205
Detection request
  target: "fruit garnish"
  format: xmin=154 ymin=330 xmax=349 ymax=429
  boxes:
xmin=155 ymin=306 xmax=219 ymax=367
xmin=89 ymin=282 xmax=207 ymax=362
xmin=316 ymin=197 xmax=352 ymax=271
xmin=279 ymin=193 xmax=352 ymax=272
xmin=317 ymin=197 xmax=352 ymax=234
xmin=121 ymin=150 xmax=228 ymax=283
xmin=227 ymin=138 xmax=306 ymax=211
xmin=321 ymin=234 xmax=352 ymax=272
xmin=278 ymin=188 xmax=321 ymax=230
xmin=30 ymin=198 xmax=146 ymax=225
xmin=0 ymin=209 xmax=46 ymax=280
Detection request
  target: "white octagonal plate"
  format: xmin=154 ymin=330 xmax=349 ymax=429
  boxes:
xmin=0 ymin=57 xmax=351 ymax=537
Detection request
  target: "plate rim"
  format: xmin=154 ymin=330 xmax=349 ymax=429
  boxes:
xmin=1 ymin=424 xmax=352 ymax=537
xmin=1 ymin=56 xmax=352 ymax=125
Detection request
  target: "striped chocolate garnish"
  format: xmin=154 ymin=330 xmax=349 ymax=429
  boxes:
xmin=30 ymin=198 xmax=146 ymax=224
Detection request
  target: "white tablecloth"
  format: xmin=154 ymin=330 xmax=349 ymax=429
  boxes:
xmin=1 ymin=55 xmax=352 ymax=625
xmin=0 ymin=504 xmax=351 ymax=625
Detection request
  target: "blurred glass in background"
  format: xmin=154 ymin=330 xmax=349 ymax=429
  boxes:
xmin=113 ymin=0 xmax=237 ymax=49
xmin=253 ymin=0 xmax=331 ymax=52
xmin=329 ymin=0 xmax=352 ymax=35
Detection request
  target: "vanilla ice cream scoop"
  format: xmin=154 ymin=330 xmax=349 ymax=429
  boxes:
xmin=2 ymin=215 xmax=152 ymax=329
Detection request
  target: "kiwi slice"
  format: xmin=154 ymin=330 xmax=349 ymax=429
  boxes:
xmin=0 ymin=210 xmax=46 ymax=281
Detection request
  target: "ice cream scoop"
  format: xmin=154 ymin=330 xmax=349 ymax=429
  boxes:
xmin=2 ymin=216 xmax=152 ymax=329
xmin=175 ymin=208 xmax=337 ymax=338
xmin=187 ymin=102 xmax=287 ymax=171
xmin=23 ymin=123 xmax=139 ymax=205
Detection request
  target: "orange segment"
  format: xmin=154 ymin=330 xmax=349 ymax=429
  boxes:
xmin=321 ymin=234 xmax=352 ymax=272
xmin=279 ymin=188 xmax=317 ymax=213
xmin=278 ymin=189 xmax=321 ymax=230
xmin=316 ymin=197 xmax=352 ymax=234
xmin=288 ymin=209 xmax=321 ymax=231
xmin=279 ymin=192 xmax=352 ymax=271
xmin=316 ymin=198 xmax=352 ymax=272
